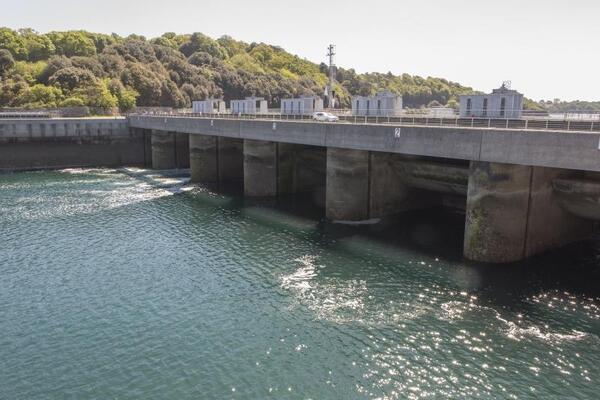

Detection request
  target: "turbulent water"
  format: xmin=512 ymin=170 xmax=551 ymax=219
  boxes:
xmin=1 ymin=169 xmax=600 ymax=399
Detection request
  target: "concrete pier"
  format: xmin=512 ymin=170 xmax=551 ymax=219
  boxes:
xmin=151 ymin=130 xmax=176 ymax=170
xmin=244 ymin=140 xmax=278 ymax=197
xmin=190 ymin=135 xmax=218 ymax=183
xmin=464 ymin=162 xmax=593 ymax=263
xmin=326 ymin=148 xmax=370 ymax=221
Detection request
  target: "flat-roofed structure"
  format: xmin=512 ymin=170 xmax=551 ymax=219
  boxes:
xmin=460 ymin=84 xmax=524 ymax=119
xmin=192 ymin=99 xmax=226 ymax=114
xmin=231 ymin=97 xmax=268 ymax=115
xmin=352 ymin=91 xmax=403 ymax=117
xmin=281 ymin=97 xmax=324 ymax=115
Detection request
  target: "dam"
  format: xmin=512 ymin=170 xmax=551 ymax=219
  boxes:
xmin=2 ymin=114 xmax=600 ymax=263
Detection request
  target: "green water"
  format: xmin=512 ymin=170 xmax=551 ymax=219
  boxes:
xmin=1 ymin=169 xmax=599 ymax=399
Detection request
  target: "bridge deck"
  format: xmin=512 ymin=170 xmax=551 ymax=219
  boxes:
xmin=129 ymin=115 xmax=600 ymax=173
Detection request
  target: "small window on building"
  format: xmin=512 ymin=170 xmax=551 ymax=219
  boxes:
xmin=500 ymin=98 xmax=506 ymax=117
xmin=482 ymin=98 xmax=488 ymax=117
xmin=356 ymin=100 xmax=359 ymax=112
xmin=366 ymin=100 xmax=370 ymax=113
xmin=466 ymin=98 xmax=472 ymax=115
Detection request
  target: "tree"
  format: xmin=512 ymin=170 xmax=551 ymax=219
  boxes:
xmin=120 ymin=63 xmax=162 ymax=106
xmin=188 ymin=51 xmax=213 ymax=67
xmin=0 ymin=27 xmax=27 ymax=60
xmin=0 ymin=49 xmax=15 ymax=76
xmin=19 ymin=84 xmax=63 ymax=107
xmin=49 ymin=67 xmax=96 ymax=91
xmin=70 ymin=56 xmax=105 ymax=78
xmin=39 ymin=56 xmax=72 ymax=83
xmin=97 ymin=53 xmax=125 ymax=77
xmin=446 ymin=98 xmax=459 ymax=109
xmin=159 ymin=79 xmax=186 ymax=107
xmin=73 ymin=80 xmax=117 ymax=108
xmin=180 ymin=33 xmax=227 ymax=59
xmin=47 ymin=31 xmax=96 ymax=57
xmin=59 ymin=97 xmax=86 ymax=107
xmin=107 ymin=78 xmax=138 ymax=111
xmin=18 ymin=29 xmax=55 ymax=61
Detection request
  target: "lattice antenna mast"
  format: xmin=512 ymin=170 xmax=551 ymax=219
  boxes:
xmin=326 ymin=44 xmax=336 ymax=108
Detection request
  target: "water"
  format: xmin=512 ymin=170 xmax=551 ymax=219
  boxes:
xmin=1 ymin=169 xmax=600 ymax=399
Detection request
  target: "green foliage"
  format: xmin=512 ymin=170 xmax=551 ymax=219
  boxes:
xmin=228 ymin=53 xmax=265 ymax=74
xmin=49 ymin=67 xmax=96 ymax=91
xmin=72 ymin=79 xmax=118 ymax=108
xmin=446 ymin=98 xmax=459 ymax=109
xmin=535 ymin=99 xmax=600 ymax=113
xmin=1 ymin=28 xmax=577 ymax=113
xmin=0 ymin=49 xmax=15 ymax=76
xmin=151 ymin=32 xmax=189 ymax=50
xmin=0 ymin=27 xmax=27 ymax=60
xmin=0 ymin=78 xmax=29 ymax=107
xmin=180 ymin=33 xmax=227 ymax=59
xmin=19 ymin=84 xmax=63 ymax=107
xmin=107 ymin=78 xmax=138 ymax=111
xmin=19 ymin=29 xmax=55 ymax=61
xmin=59 ymin=96 xmax=86 ymax=107
xmin=13 ymin=60 xmax=47 ymax=84
xmin=120 ymin=63 xmax=162 ymax=106
xmin=47 ymin=31 xmax=96 ymax=57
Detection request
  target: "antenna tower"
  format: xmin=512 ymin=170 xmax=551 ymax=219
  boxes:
xmin=326 ymin=44 xmax=336 ymax=108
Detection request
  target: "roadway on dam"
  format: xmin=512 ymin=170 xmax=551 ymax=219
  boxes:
xmin=129 ymin=115 xmax=600 ymax=173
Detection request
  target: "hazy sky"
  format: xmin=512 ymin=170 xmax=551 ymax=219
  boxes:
xmin=3 ymin=0 xmax=599 ymax=101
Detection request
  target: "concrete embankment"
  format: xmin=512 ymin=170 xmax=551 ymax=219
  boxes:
xmin=0 ymin=118 xmax=146 ymax=171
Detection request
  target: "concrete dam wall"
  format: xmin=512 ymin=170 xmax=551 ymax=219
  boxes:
xmin=130 ymin=116 xmax=600 ymax=264
xmin=0 ymin=118 xmax=147 ymax=171
xmin=3 ymin=115 xmax=600 ymax=264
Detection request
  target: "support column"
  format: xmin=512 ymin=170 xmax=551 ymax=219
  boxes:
xmin=326 ymin=148 xmax=370 ymax=221
xmin=244 ymin=139 xmax=278 ymax=197
xmin=218 ymin=138 xmax=244 ymax=182
xmin=464 ymin=162 xmax=593 ymax=263
xmin=175 ymin=133 xmax=190 ymax=169
xmin=151 ymin=130 xmax=176 ymax=170
xmin=190 ymin=135 xmax=218 ymax=183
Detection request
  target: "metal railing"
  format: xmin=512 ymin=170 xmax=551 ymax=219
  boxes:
xmin=129 ymin=111 xmax=600 ymax=133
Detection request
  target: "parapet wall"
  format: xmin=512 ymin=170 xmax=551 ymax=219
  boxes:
xmin=0 ymin=118 xmax=129 ymax=139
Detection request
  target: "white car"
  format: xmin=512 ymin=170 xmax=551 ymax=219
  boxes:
xmin=312 ymin=112 xmax=339 ymax=122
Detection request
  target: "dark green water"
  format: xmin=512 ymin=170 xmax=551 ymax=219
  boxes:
xmin=1 ymin=169 xmax=600 ymax=399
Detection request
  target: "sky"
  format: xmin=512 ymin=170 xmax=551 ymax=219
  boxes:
xmin=2 ymin=0 xmax=599 ymax=101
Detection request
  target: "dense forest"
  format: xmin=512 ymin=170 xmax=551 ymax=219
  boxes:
xmin=540 ymin=99 xmax=600 ymax=113
xmin=0 ymin=28 xmax=566 ymax=113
